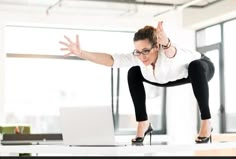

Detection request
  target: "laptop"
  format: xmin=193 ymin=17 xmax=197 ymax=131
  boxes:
xmin=59 ymin=106 xmax=127 ymax=147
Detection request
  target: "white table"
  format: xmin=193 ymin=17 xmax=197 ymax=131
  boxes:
xmin=1 ymin=142 xmax=236 ymax=156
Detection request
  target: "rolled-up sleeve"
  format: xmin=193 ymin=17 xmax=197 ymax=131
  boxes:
xmin=165 ymin=45 xmax=201 ymax=63
xmin=112 ymin=53 xmax=140 ymax=68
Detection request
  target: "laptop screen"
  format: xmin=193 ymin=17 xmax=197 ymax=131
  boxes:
xmin=59 ymin=106 xmax=116 ymax=146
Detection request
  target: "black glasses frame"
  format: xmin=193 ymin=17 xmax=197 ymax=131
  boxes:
xmin=132 ymin=44 xmax=156 ymax=56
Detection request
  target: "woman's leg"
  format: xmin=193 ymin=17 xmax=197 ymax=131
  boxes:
xmin=188 ymin=58 xmax=214 ymax=120
xmin=128 ymin=66 xmax=148 ymax=122
xmin=188 ymin=57 xmax=215 ymax=139
xmin=127 ymin=66 xmax=150 ymax=139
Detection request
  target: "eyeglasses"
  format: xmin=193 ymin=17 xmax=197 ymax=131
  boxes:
xmin=132 ymin=44 xmax=155 ymax=56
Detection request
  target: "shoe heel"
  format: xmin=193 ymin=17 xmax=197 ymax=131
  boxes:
xmin=195 ymin=127 xmax=213 ymax=144
xmin=132 ymin=122 xmax=154 ymax=145
xmin=210 ymin=127 xmax=213 ymax=143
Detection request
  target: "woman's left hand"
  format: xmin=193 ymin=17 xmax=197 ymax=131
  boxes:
xmin=156 ymin=21 xmax=169 ymax=46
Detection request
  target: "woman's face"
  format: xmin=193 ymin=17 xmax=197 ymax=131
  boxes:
xmin=133 ymin=39 xmax=158 ymax=66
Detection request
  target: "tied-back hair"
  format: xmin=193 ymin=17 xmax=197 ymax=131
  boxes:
xmin=133 ymin=26 xmax=157 ymax=45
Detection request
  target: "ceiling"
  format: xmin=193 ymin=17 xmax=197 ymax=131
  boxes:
xmin=0 ymin=0 xmax=222 ymax=18
xmin=83 ymin=0 xmax=221 ymax=8
xmin=0 ymin=0 xmax=221 ymax=8
xmin=0 ymin=0 xmax=234 ymax=32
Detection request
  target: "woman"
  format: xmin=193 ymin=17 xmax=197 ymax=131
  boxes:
xmin=59 ymin=21 xmax=215 ymax=144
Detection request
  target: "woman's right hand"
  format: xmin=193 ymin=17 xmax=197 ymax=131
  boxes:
xmin=156 ymin=21 xmax=169 ymax=46
xmin=59 ymin=35 xmax=82 ymax=58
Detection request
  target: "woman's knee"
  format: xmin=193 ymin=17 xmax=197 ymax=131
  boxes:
xmin=188 ymin=59 xmax=214 ymax=81
xmin=188 ymin=60 xmax=205 ymax=75
xmin=127 ymin=66 xmax=143 ymax=82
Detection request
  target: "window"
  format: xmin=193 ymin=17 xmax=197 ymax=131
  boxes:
xmin=203 ymin=50 xmax=221 ymax=133
xmin=224 ymin=19 xmax=236 ymax=132
xmin=196 ymin=24 xmax=221 ymax=47
xmin=196 ymin=18 xmax=236 ymax=133
xmin=4 ymin=25 xmax=134 ymax=133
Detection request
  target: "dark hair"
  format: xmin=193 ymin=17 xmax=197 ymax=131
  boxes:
xmin=133 ymin=26 xmax=157 ymax=45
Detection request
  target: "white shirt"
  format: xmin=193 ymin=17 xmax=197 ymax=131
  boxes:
xmin=112 ymin=46 xmax=201 ymax=84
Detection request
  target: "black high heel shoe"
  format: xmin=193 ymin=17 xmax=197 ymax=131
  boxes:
xmin=195 ymin=128 xmax=213 ymax=144
xmin=132 ymin=123 xmax=153 ymax=145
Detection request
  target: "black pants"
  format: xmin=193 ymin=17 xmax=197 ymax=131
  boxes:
xmin=127 ymin=55 xmax=215 ymax=121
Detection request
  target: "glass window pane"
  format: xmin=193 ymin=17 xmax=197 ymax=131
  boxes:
xmin=5 ymin=26 xmax=134 ymax=55
xmin=5 ymin=58 xmax=111 ymax=133
xmin=196 ymin=25 xmax=221 ymax=47
xmin=224 ymin=19 xmax=236 ymax=132
xmin=204 ymin=50 xmax=220 ymax=133
xmin=4 ymin=26 xmax=135 ymax=133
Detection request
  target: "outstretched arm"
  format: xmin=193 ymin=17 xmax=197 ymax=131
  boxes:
xmin=156 ymin=21 xmax=176 ymax=58
xmin=59 ymin=35 xmax=114 ymax=67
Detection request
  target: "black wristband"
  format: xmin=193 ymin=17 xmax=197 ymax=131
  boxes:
xmin=162 ymin=38 xmax=170 ymax=47
xmin=162 ymin=38 xmax=171 ymax=49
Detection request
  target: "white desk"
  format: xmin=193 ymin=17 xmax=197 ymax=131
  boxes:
xmin=1 ymin=142 xmax=236 ymax=156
